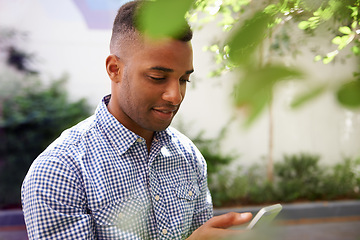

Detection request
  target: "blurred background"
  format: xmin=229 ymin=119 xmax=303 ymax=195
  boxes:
xmin=0 ymin=1 xmax=359 ymax=238
xmin=0 ymin=0 xmax=360 ymax=240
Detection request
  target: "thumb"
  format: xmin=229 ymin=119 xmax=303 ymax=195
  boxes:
xmin=208 ymin=212 xmax=253 ymax=229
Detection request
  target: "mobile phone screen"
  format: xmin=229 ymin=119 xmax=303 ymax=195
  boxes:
xmin=246 ymin=204 xmax=282 ymax=229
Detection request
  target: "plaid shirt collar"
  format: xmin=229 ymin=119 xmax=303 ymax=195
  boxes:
xmin=96 ymin=95 xmax=172 ymax=155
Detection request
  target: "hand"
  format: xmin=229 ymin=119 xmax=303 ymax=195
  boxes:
xmin=188 ymin=212 xmax=253 ymax=240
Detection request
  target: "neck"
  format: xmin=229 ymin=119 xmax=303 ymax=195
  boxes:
xmin=107 ymin=98 xmax=154 ymax=153
xmin=143 ymin=132 xmax=154 ymax=153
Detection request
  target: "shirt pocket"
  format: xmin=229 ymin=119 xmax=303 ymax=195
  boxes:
xmin=172 ymin=181 xmax=200 ymax=234
xmin=174 ymin=181 xmax=200 ymax=201
xmin=92 ymin=195 xmax=149 ymax=239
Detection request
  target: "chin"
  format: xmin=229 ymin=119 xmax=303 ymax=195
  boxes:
xmin=152 ymin=123 xmax=172 ymax=132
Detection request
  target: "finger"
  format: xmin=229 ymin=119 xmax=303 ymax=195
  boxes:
xmin=207 ymin=212 xmax=253 ymax=229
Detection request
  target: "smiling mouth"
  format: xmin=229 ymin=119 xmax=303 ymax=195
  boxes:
xmin=152 ymin=107 xmax=177 ymax=121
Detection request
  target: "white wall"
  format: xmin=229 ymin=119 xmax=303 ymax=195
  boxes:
xmin=1 ymin=0 xmax=359 ymax=167
xmin=0 ymin=0 xmax=112 ymax=106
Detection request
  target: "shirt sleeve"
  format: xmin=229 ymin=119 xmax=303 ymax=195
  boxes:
xmin=189 ymin=146 xmax=214 ymax=233
xmin=21 ymin=154 xmax=96 ymax=239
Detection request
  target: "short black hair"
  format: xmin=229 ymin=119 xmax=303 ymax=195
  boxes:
xmin=110 ymin=0 xmax=193 ymax=48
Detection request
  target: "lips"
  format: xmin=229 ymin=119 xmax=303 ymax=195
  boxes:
xmin=152 ymin=107 xmax=177 ymax=121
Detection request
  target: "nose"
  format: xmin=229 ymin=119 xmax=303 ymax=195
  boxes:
xmin=162 ymin=80 xmax=184 ymax=105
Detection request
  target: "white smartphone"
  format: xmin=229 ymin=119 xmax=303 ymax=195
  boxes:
xmin=246 ymin=204 xmax=282 ymax=229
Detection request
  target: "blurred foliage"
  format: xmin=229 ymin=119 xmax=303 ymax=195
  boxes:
xmin=0 ymin=28 xmax=37 ymax=74
xmin=0 ymin=75 xmax=91 ymax=208
xmin=322 ymin=157 xmax=360 ymax=199
xmin=233 ymin=64 xmax=302 ymax=125
xmin=275 ymin=153 xmax=323 ymax=201
xmin=191 ymin=131 xmax=236 ymax=181
xmin=137 ymin=0 xmax=360 ymax=125
xmin=0 ymin=27 xmax=91 ymax=208
xmin=209 ymin=153 xmax=360 ymax=207
xmin=136 ymin=0 xmax=193 ymax=39
xmin=175 ymin=120 xmax=237 ymax=183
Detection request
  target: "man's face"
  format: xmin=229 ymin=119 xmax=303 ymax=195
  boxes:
xmin=110 ymin=38 xmax=193 ymax=137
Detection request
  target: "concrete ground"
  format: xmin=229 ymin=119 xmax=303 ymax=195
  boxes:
xmin=279 ymin=220 xmax=360 ymax=240
xmin=1 ymin=221 xmax=359 ymax=240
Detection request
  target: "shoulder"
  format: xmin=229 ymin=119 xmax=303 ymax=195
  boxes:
xmin=47 ymin=115 xmax=96 ymax=150
xmin=22 ymin=117 xmax=98 ymax=192
xmin=167 ymin=126 xmax=192 ymax=143
xmin=26 ymin=115 xmax=97 ymax=177
xmin=166 ymin=126 xmax=207 ymax=171
xmin=166 ymin=126 xmax=198 ymax=152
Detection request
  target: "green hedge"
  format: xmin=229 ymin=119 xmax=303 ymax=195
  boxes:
xmin=0 ymin=76 xmax=91 ymax=208
xmin=209 ymin=153 xmax=360 ymax=207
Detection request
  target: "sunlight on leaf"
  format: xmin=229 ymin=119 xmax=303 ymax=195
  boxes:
xmin=264 ymin=4 xmax=279 ymax=15
xmin=351 ymin=21 xmax=358 ymax=29
xmin=332 ymin=36 xmax=342 ymax=45
xmin=314 ymin=55 xmax=322 ymax=62
xmin=332 ymin=35 xmax=352 ymax=50
xmin=136 ymin=0 xmax=193 ymax=39
xmin=337 ymin=80 xmax=360 ymax=108
xmin=323 ymin=50 xmax=338 ymax=64
xmin=298 ymin=21 xmax=310 ymax=30
xmin=339 ymin=26 xmax=352 ymax=35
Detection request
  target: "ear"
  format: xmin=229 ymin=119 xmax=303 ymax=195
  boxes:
xmin=106 ymin=54 xmax=122 ymax=83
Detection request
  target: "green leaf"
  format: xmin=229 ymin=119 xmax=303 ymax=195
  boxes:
xmin=227 ymin=11 xmax=274 ymax=65
xmin=349 ymin=6 xmax=359 ymax=18
xmin=332 ymin=35 xmax=351 ymax=50
xmin=352 ymin=45 xmax=360 ymax=56
xmin=338 ymin=35 xmax=351 ymax=50
xmin=136 ymin=0 xmax=193 ymax=39
xmin=351 ymin=21 xmax=358 ymax=30
xmin=308 ymin=16 xmax=320 ymax=22
xmin=337 ymin=80 xmax=360 ymax=108
xmin=234 ymin=65 xmax=303 ymax=126
xmin=314 ymin=55 xmax=322 ymax=62
xmin=209 ymin=44 xmax=219 ymax=52
xmin=323 ymin=50 xmax=338 ymax=64
xmin=332 ymin=36 xmax=342 ymax=45
xmin=264 ymin=4 xmax=279 ymax=15
xmin=339 ymin=26 xmax=352 ymax=35
xmin=323 ymin=56 xmax=334 ymax=64
xmin=291 ymin=86 xmax=326 ymax=108
xmin=298 ymin=21 xmax=310 ymax=30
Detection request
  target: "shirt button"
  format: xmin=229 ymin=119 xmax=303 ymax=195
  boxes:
xmin=188 ymin=191 xmax=193 ymax=197
xmin=155 ymin=195 xmax=160 ymax=201
xmin=162 ymin=229 xmax=168 ymax=235
xmin=136 ymin=138 xmax=143 ymax=143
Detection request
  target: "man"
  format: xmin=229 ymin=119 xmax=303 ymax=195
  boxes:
xmin=21 ymin=1 xmax=252 ymax=239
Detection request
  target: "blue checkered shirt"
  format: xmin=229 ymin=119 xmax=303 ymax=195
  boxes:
xmin=22 ymin=95 xmax=213 ymax=239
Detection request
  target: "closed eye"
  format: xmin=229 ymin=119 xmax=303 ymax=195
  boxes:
xmin=149 ymin=76 xmax=166 ymax=81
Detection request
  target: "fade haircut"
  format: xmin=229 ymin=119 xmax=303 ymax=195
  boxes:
xmin=110 ymin=0 xmax=193 ymax=54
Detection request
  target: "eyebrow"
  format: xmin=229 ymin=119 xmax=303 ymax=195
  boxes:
xmin=150 ymin=66 xmax=194 ymax=75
